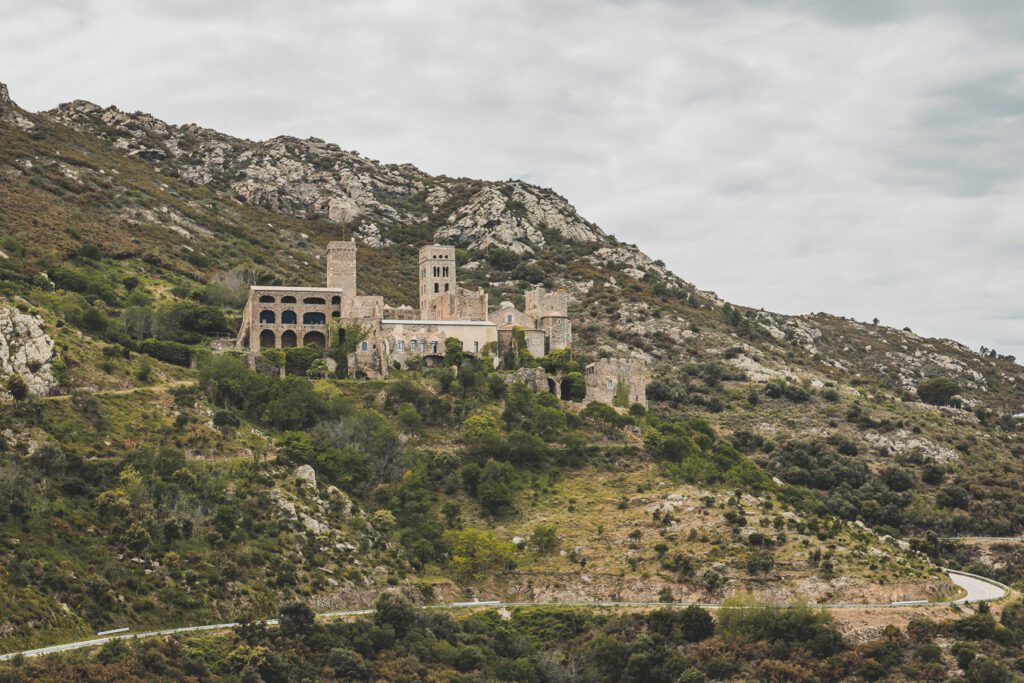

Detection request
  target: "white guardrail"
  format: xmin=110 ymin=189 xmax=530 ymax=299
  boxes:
xmin=0 ymin=569 xmax=1010 ymax=662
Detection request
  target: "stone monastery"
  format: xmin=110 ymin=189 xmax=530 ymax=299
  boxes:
xmin=235 ymin=240 xmax=648 ymax=405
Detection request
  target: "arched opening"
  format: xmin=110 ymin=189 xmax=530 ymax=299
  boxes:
xmin=281 ymin=310 xmax=297 ymax=324
xmin=433 ymin=283 xmax=439 ymax=293
xmin=547 ymin=378 xmax=558 ymax=396
xmin=331 ymin=311 xmax=340 ymax=318
xmin=259 ymin=310 xmax=275 ymax=324
xmin=303 ymin=331 xmax=326 ymax=348
xmin=303 ymin=311 xmax=326 ymax=325
xmin=331 ymin=295 xmax=341 ymax=305
xmin=259 ymin=329 xmax=276 ymax=349
xmin=281 ymin=330 xmax=297 ymax=348
xmin=281 ymin=295 xmax=297 ymax=304
xmin=259 ymin=295 xmax=275 ymax=303
xmin=560 ymin=379 xmax=571 ymax=401
xmin=303 ymin=296 xmax=326 ymax=305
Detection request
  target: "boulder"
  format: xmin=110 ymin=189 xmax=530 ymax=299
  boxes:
xmin=0 ymin=307 xmax=57 ymax=400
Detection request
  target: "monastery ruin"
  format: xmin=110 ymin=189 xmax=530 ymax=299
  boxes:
xmin=235 ymin=241 xmax=648 ymax=405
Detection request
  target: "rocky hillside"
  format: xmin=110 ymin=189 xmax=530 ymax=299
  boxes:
xmin=2 ymin=80 xmax=1023 ymax=537
xmin=2 ymin=79 xmax=1024 ymax=656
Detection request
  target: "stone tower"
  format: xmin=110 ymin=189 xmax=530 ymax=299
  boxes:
xmin=326 ymin=240 xmax=357 ymax=307
xmin=418 ymin=244 xmax=456 ymax=313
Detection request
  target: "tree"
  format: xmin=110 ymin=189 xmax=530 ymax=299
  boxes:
xmin=917 ymin=377 xmax=961 ymax=406
xmin=531 ymin=524 xmax=559 ymax=553
xmin=680 ymin=605 xmax=715 ymax=642
xmin=278 ymin=602 xmax=316 ymax=638
xmin=444 ymin=337 xmax=464 ymax=366
xmin=444 ymin=528 xmax=515 ymax=582
xmin=374 ymin=592 xmax=419 ymax=638
xmin=477 ymin=459 xmax=516 ymax=514
xmin=746 ymin=550 xmax=775 ymax=576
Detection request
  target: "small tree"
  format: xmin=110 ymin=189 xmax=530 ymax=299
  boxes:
xmin=917 ymin=377 xmax=961 ymax=406
xmin=531 ymin=524 xmax=559 ymax=553
xmin=6 ymin=375 xmax=28 ymax=401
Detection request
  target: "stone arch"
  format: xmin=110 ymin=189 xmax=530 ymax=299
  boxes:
xmin=547 ymin=377 xmax=558 ymax=395
xmin=281 ymin=330 xmax=298 ymax=348
xmin=303 ymin=296 xmax=326 ymax=305
xmin=259 ymin=310 xmax=275 ymax=324
xmin=559 ymin=378 xmax=571 ymax=401
xmin=303 ymin=331 xmax=326 ymax=348
xmin=259 ymin=329 xmax=276 ymax=349
xmin=281 ymin=310 xmax=297 ymax=324
xmin=259 ymin=294 xmax=275 ymax=303
xmin=303 ymin=311 xmax=326 ymax=325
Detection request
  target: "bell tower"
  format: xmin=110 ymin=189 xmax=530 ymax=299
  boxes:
xmin=418 ymin=244 xmax=456 ymax=313
xmin=326 ymin=240 xmax=357 ymax=308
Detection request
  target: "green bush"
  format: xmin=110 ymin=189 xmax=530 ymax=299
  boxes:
xmin=917 ymin=376 xmax=961 ymax=406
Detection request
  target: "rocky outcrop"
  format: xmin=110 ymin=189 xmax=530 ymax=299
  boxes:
xmin=0 ymin=307 xmax=57 ymax=400
xmin=0 ymin=82 xmax=35 ymax=132
xmin=438 ymin=182 xmax=604 ymax=254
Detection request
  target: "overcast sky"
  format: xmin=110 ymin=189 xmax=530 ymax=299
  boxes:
xmin=2 ymin=0 xmax=1022 ymax=359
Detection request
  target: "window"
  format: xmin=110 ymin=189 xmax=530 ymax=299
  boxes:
xmin=444 ymin=283 xmax=449 ymax=292
xmin=607 ymin=379 xmax=614 ymax=390
xmin=396 ymin=340 xmax=404 ymax=352
xmin=431 ymin=341 xmax=438 ymax=354
xmin=281 ymin=310 xmax=297 ymax=324
xmin=259 ymin=310 xmax=275 ymax=324
xmin=473 ymin=341 xmax=479 ymax=352
xmin=302 ymin=312 xmax=326 ymax=325
xmin=410 ymin=340 xmax=417 ymax=351
xmin=303 ymin=296 xmax=326 ymax=305
xmin=281 ymin=295 xmax=297 ymax=304
xmin=443 ymin=266 xmax=449 ymax=277
xmin=434 ymin=283 xmax=439 ymax=293
xmin=259 ymin=295 xmax=275 ymax=303
xmin=506 ymin=314 xmax=513 ymax=323
xmin=360 ymin=341 xmax=369 ymax=351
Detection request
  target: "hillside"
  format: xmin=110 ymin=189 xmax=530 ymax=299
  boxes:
xmin=1 ymin=80 xmax=1022 ymax=656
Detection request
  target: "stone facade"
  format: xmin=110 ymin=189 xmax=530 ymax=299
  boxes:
xmin=235 ymin=241 xmax=642 ymax=403
xmin=584 ymin=358 xmax=650 ymax=407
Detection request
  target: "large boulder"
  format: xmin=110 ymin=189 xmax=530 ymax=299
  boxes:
xmin=0 ymin=307 xmax=57 ymax=400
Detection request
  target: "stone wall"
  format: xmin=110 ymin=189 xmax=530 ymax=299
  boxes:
xmin=525 ymin=288 xmax=568 ymax=318
xmin=325 ymin=240 xmax=357 ymax=307
xmin=541 ymin=315 xmax=571 ymax=351
xmin=585 ymin=357 xmax=649 ymax=407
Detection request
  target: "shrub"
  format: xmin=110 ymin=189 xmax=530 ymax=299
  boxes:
xmin=139 ymin=338 xmax=192 ymax=366
xmin=917 ymin=376 xmax=961 ymax=406
xmin=444 ymin=528 xmax=515 ymax=582
xmin=531 ymin=524 xmax=559 ymax=553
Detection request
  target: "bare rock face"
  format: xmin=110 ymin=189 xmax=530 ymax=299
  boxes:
xmin=438 ymin=182 xmax=603 ymax=254
xmin=0 ymin=307 xmax=57 ymax=400
xmin=0 ymin=82 xmax=35 ymax=132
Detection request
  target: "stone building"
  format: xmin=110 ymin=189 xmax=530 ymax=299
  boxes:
xmin=235 ymin=239 xmax=646 ymax=403
xmin=584 ymin=358 xmax=650 ymax=407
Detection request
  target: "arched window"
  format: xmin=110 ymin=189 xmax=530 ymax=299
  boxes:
xmin=443 ymin=266 xmax=449 ymax=277
xmin=444 ymin=283 xmax=449 ymax=292
xmin=410 ymin=340 xmax=417 ymax=352
xmin=281 ymin=295 xmax=297 ymax=304
xmin=281 ymin=330 xmax=298 ymax=348
xmin=360 ymin=341 xmax=369 ymax=351
xmin=396 ymin=340 xmax=404 ymax=352
xmin=506 ymin=314 xmax=513 ymax=323
xmin=303 ymin=312 xmax=326 ymax=325
xmin=331 ymin=311 xmax=340 ymax=318
xmin=433 ymin=283 xmax=439 ymax=293
xmin=259 ymin=329 xmax=275 ymax=349
xmin=331 ymin=295 xmax=341 ymax=305
xmin=303 ymin=296 xmax=326 ymax=305
xmin=302 ymin=331 xmax=325 ymax=348
xmin=281 ymin=310 xmax=297 ymax=324
xmin=259 ymin=310 xmax=275 ymax=324
xmin=259 ymin=295 xmax=275 ymax=303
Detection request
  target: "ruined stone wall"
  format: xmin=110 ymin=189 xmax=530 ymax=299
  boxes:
xmin=541 ymin=316 xmax=571 ymax=351
xmin=454 ymin=287 xmax=488 ymax=321
xmin=584 ymin=358 xmax=650 ymax=407
xmin=524 ymin=329 xmax=547 ymax=358
xmin=525 ymin=288 xmax=568 ymax=319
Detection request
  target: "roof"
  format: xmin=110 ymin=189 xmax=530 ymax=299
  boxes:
xmin=382 ymin=319 xmax=497 ymax=327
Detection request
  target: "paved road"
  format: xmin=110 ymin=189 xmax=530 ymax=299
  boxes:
xmin=0 ymin=569 xmax=1007 ymax=662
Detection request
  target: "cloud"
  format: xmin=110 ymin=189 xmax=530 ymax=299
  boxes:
xmin=1 ymin=0 xmax=1021 ymax=358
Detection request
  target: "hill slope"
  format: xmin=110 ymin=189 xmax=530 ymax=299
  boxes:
xmin=0 ymin=81 xmax=1022 ymax=650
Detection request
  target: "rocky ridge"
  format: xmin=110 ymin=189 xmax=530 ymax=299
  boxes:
xmin=0 ymin=306 xmax=57 ymax=400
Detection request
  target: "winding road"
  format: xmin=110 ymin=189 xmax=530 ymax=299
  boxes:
xmin=0 ymin=569 xmax=1008 ymax=662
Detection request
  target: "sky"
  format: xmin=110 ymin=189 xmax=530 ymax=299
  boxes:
xmin=2 ymin=0 xmax=1022 ymax=359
